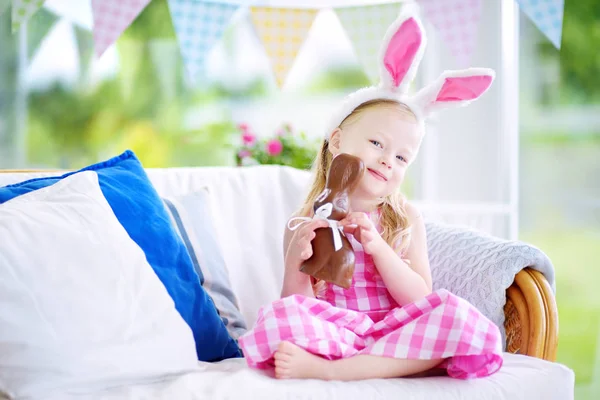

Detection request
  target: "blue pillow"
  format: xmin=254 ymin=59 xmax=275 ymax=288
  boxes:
xmin=0 ymin=150 xmax=241 ymax=362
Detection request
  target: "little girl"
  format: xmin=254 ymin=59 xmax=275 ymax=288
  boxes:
xmin=238 ymin=10 xmax=503 ymax=381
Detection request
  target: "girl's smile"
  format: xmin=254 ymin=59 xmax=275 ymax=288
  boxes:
xmin=367 ymin=168 xmax=388 ymax=182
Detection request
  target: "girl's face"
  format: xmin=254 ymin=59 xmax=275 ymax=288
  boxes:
xmin=329 ymin=105 xmax=422 ymax=200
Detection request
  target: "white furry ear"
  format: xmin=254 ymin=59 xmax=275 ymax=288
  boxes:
xmin=378 ymin=9 xmax=427 ymax=94
xmin=411 ymin=68 xmax=495 ymax=117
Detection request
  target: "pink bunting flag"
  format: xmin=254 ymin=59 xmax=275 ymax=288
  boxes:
xmin=91 ymin=0 xmax=150 ymax=58
xmin=419 ymin=0 xmax=482 ymax=67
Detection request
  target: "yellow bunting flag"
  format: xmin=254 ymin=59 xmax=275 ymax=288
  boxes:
xmin=250 ymin=7 xmax=318 ymax=88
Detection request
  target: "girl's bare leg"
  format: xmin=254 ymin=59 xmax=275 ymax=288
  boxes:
xmin=273 ymin=341 xmax=445 ymax=381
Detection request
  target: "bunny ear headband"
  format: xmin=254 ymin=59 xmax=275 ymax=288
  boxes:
xmin=324 ymin=8 xmax=495 ymax=139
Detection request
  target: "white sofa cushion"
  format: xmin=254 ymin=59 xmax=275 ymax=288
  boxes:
xmin=0 ymin=171 xmax=198 ymax=399
xmin=32 ymin=353 xmax=574 ymax=400
xmin=162 ymin=189 xmax=248 ymax=339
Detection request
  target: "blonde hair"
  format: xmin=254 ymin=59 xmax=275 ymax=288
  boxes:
xmin=299 ymin=99 xmax=417 ymax=294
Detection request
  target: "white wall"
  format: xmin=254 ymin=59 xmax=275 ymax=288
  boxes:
xmin=415 ymin=0 xmax=507 ymax=203
xmin=412 ymin=0 xmax=519 ymax=239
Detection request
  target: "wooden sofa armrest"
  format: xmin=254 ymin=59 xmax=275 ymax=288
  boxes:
xmin=504 ymin=267 xmax=559 ymax=361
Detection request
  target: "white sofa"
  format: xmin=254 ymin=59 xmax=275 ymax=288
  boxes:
xmin=0 ymin=164 xmax=575 ymax=400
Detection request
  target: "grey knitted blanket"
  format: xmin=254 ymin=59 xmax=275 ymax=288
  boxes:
xmin=425 ymin=221 xmax=556 ymax=349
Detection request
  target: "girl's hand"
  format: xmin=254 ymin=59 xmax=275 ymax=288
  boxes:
xmin=286 ymin=218 xmax=330 ymax=269
xmin=339 ymin=212 xmax=385 ymax=255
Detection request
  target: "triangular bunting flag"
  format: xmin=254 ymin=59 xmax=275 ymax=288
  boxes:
xmin=91 ymin=0 xmax=150 ymax=58
xmin=250 ymin=7 xmax=318 ymax=88
xmin=419 ymin=0 xmax=483 ymax=67
xmin=0 ymin=0 xmax=10 ymax=16
xmin=73 ymin=24 xmax=96 ymax=81
xmin=26 ymin=7 xmax=59 ymax=59
xmin=11 ymin=0 xmax=46 ymax=33
xmin=167 ymin=0 xmax=239 ymax=86
xmin=334 ymin=2 xmax=403 ymax=84
xmin=515 ymin=0 xmax=564 ymax=49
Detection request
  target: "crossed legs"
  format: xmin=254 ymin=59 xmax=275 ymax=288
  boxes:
xmin=273 ymin=341 xmax=445 ymax=381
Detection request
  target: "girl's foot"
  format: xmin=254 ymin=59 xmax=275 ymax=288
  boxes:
xmin=273 ymin=341 xmax=332 ymax=380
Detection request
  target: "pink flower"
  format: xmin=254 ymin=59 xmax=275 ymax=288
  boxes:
xmin=237 ymin=123 xmax=249 ymax=132
xmin=238 ymin=149 xmax=251 ymax=159
xmin=266 ymin=139 xmax=283 ymax=156
xmin=242 ymin=131 xmax=256 ymax=146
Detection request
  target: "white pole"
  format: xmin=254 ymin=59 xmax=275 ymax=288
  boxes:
xmin=500 ymin=1 xmax=520 ymax=240
xmin=15 ymin=21 xmax=28 ymax=167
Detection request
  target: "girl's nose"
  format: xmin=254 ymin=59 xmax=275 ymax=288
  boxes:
xmin=379 ymin=156 xmax=392 ymax=169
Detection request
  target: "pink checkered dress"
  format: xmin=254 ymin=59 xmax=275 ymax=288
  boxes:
xmin=238 ymin=234 xmax=503 ymax=379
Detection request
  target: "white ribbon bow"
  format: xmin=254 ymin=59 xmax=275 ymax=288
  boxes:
xmin=287 ymin=203 xmax=344 ymax=251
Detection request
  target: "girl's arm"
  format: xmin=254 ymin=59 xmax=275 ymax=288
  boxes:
xmin=370 ymin=203 xmax=433 ymax=306
xmin=339 ymin=203 xmax=432 ymax=306
xmin=280 ymin=214 xmax=329 ymax=299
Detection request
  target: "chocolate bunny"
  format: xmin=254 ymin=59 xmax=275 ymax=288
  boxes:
xmin=299 ymin=153 xmax=365 ymax=289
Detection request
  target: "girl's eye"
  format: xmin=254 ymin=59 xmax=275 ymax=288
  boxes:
xmin=370 ymin=140 xmax=382 ymax=148
xmin=397 ymin=155 xmax=406 ymax=163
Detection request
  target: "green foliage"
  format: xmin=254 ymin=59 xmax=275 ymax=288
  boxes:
xmin=0 ymin=11 xmax=17 ymax=162
xmin=168 ymin=120 xmax=239 ymax=167
xmin=27 ymin=83 xmax=103 ymax=160
xmin=25 ymin=72 xmax=239 ymax=169
xmin=211 ymin=76 xmax=271 ymax=99
xmin=537 ymin=0 xmax=600 ymax=103
xmin=301 ymin=65 xmax=371 ymax=94
xmin=24 ymin=32 xmax=240 ymax=169
xmin=522 ymin=131 xmax=600 ymax=145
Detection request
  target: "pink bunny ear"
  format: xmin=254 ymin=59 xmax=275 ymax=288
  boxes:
xmin=435 ymin=75 xmax=493 ymax=103
xmin=378 ymin=11 xmax=427 ymax=93
xmin=411 ymin=68 xmax=495 ymax=118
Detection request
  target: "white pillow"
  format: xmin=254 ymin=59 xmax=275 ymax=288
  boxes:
xmin=0 ymin=171 xmax=198 ymax=399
